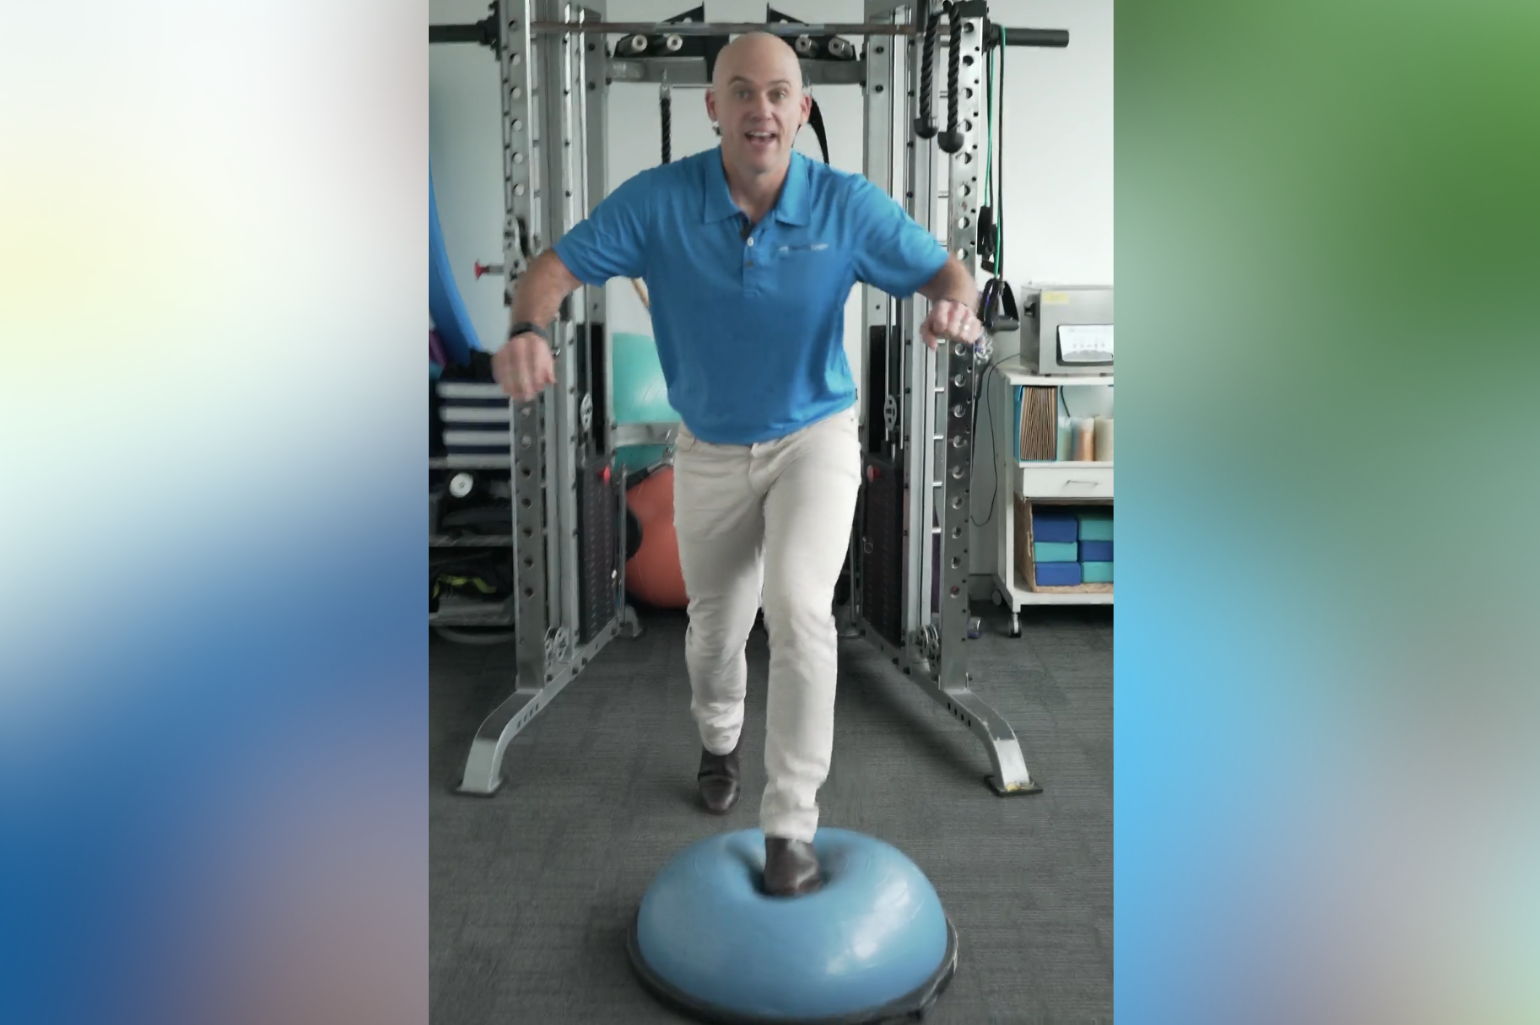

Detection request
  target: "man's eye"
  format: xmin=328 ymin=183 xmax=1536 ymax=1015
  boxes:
xmin=736 ymin=90 xmax=750 ymax=99
xmin=772 ymin=91 xmax=786 ymax=101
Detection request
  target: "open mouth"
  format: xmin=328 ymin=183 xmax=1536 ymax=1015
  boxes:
xmin=745 ymin=130 xmax=777 ymax=147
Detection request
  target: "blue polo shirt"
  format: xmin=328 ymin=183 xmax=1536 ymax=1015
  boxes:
xmin=552 ymin=148 xmax=948 ymax=445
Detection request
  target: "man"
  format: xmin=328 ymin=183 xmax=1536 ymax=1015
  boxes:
xmin=493 ymin=32 xmax=982 ymax=897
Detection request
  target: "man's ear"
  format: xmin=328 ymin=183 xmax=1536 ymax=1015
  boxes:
xmin=705 ymin=88 xmax=718 ymax=123
xmin=800 ymin=93 xmax=813 ymax=123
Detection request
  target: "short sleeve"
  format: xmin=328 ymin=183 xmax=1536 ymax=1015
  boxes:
xmin=848 ymin=176 xmax=949 ymax=298
xmin=551 ymin=172 xmax=652 ymax=285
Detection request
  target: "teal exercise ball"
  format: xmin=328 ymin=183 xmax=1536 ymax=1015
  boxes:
xmin=612 ymin=332 xmax=679 ymax=474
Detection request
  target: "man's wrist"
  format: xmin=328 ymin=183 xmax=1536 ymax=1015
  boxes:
xmin=932 ymin=297 xmax=978 ymax=315
xmin=508 ymin=321 xmax=549 ymax=342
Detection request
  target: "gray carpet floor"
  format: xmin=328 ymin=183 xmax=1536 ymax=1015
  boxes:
xmin=429 ymin=605 xmax=1113 ymax=1024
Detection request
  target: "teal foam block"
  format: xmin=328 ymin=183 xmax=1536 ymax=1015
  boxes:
xmin=1076 ymin=508 xmax=1113 ymax=542
xmin=1081 ymin=561 xmax=1114 ymax=584
xmin=1034 ymin=541 xmax=1078 ymax=563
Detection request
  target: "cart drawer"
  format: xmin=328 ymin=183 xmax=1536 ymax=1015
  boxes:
xmin=1017 ymin=464 xmax=1113 ymax=500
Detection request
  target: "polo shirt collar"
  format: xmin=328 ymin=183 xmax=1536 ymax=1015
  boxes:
xmin=702 ymin=149 xmax=740 ymax=223
xmin=701 ymin=148 xmax=812 ymax=227
xmin=773 ymin=152 xmax=811 ymax=226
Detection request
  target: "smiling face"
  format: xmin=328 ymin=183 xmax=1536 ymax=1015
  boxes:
xmin=706 ymin=33 xmax=812 ymax=182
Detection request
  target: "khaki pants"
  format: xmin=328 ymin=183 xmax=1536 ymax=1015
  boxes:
xmin=672 ymin=406 xmax=862 ymax=842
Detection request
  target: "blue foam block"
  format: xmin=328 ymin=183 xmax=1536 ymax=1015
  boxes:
xmin=1034 ymin=562 xmax=1082 ymax=587
xmin=1080 ymin=540 xmax=1113 ymax=563
xmin=632 ymin=829 xmax=955 ymax=1022
xmin=1032 ymin=509 xmax=1078 ymax=543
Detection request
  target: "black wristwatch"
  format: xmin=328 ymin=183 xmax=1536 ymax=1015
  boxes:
xmin=508 ymin=321 xmax=549 ymax=342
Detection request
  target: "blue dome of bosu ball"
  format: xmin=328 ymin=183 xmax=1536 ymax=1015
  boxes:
xmin=628 ymin=828 xmax=958 ymax=1023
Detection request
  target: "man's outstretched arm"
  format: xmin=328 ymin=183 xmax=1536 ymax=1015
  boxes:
xmin=509 ymin=250 xmax=583 ymax=329
xmin=493 ymin=250 xmax=584 ymax=401
xmin=917 ymin=256 xmax=982 ymax=349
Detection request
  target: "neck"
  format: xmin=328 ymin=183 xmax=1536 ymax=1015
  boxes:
xmin=722 ymin=152 xmax=789 ymax=223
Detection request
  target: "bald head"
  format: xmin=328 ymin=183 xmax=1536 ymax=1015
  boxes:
xmin=711 ymin=32 xmax=804 ymax=92
xmin=706 ymin=32 xmax=813 ymax=184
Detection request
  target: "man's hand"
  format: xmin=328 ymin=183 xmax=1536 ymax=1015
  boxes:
xmin=492 ymin=331 xmax=556 ymax=402
xmin=920 ymin=298 xmax=983 ymax=350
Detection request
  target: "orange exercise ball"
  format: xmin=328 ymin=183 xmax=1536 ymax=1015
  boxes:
xmin=626 ymin=466 xmax=689 ymax=609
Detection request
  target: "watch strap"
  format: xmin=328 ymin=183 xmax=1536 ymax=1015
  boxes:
xmin=508 ymin=321 xmax=549 ymax=342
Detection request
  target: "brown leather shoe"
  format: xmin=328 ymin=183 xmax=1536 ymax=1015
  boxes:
xmin=697 ymin=735 xmax=742 ymax=815
xmin=763 ymin=837 xmax=822 ymax=897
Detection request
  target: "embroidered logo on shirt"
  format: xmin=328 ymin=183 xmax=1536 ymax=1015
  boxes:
xmin=778 ymin=242 xmax=829 ymax=253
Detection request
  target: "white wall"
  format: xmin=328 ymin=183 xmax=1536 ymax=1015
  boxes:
xmin=991 ymin=0 xmax=1114 ymax=288
xmin=429 ymin=0 xmax=506 ymax=353
xmin=429 ymin=0 xmax=1113 ymax=577
xmin=967 ymin=0 xmax=1113 ymax=576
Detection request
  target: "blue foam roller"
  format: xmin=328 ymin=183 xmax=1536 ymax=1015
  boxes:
xmin=429 ymin=165 xmax=481 ymax=365
xmin=1035 ymin=562 xmax=1083 ymax=587
xmin=1080 ymin=540 xmax=1113 ymax=563
xmin=1032 ymin=509 xmax=1078 ymax=543
xmin=630 ymin=828 xmax=957 ymax=1023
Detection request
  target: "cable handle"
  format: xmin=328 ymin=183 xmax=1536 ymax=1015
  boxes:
xmin=912 ymin=4 xmax=940 ymax=139
xmin=937 ymin=1 xmax=964 ymax=154
xmin=986 ymin=25 xmax=1068 ymax=48
xmin=659 ymin=76 xmax=672 ymax=165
